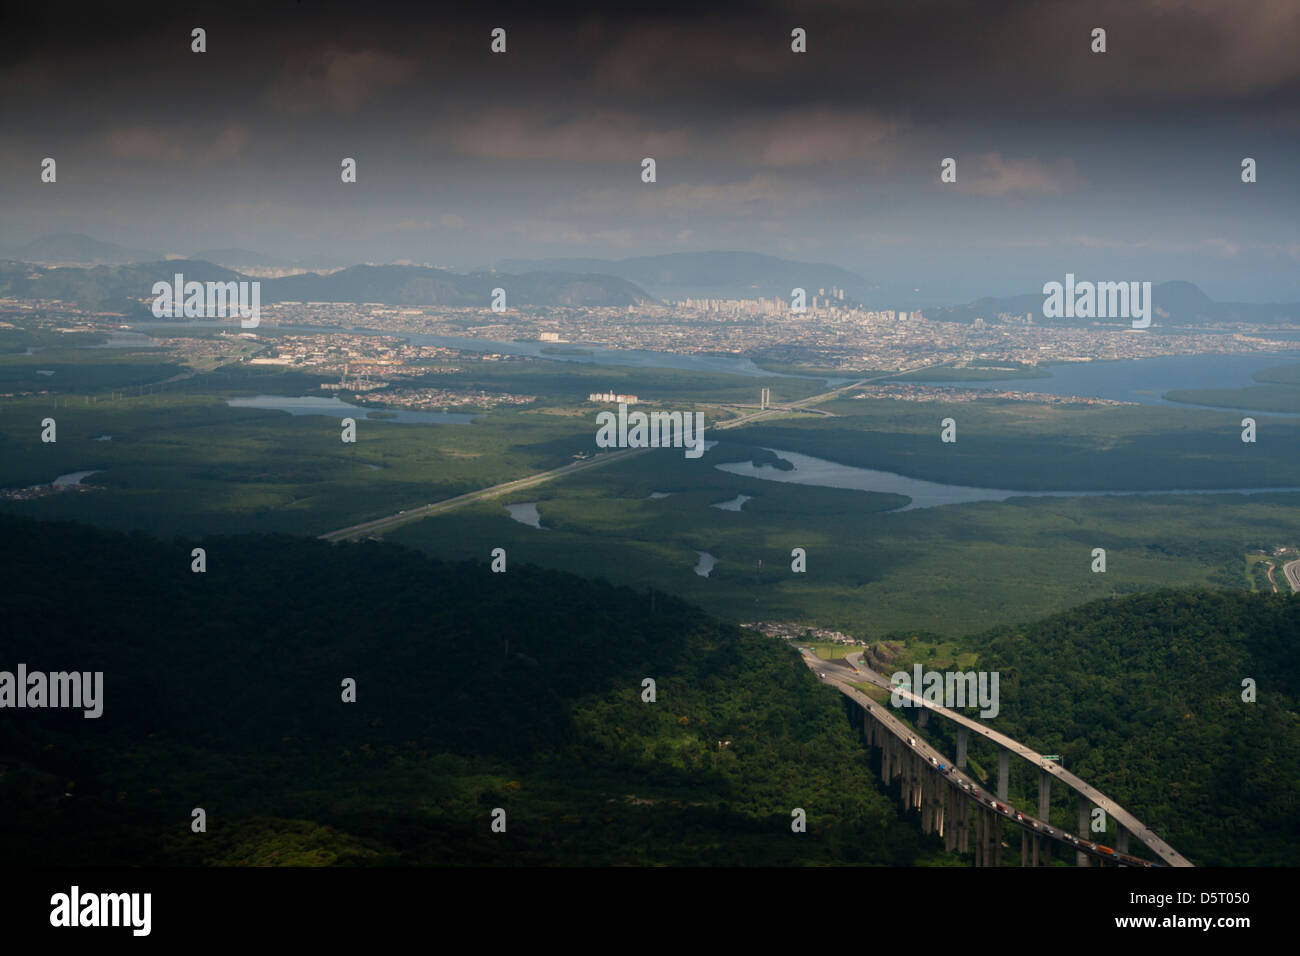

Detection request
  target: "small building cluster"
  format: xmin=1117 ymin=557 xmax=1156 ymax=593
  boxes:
xmin=588 ymin=390 xmax=639 ymax=403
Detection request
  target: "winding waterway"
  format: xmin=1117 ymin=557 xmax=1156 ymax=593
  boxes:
xmin=717 ymin=448 xmax=1300 ymax=511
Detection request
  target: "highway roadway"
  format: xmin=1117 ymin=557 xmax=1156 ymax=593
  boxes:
xmin=801 ymin=650 xmax=1121 ymax=863
xmin=804 ymin=650 xmax=1191 ymax=867
xmin=318 ymin=445 xmax=652 ymax=542
xmin=1284 ymin=559 xmax=1300 ymax=592
xmin=319 ymin=363 xmax=939 ymax=542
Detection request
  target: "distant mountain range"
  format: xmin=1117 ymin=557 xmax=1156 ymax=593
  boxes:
xmin=263 ymin=264 xmax=652 ymax=308
xmin=500 ymin=251 xmax=877 ymax=302
xmin=2 ymin=236 xmax=1297 ymax=325
xmin=0 ymin=239 xmax=875 ymax=303
xmin=931 ymin=279 xmax=1300 ymax=326
xmin=187 ymin=248 xmax=315 ymax=273
xmin=0 ymin=259 xmax=655 ymax=311
xmin=0 ymin=233 xmax=162 ymax=266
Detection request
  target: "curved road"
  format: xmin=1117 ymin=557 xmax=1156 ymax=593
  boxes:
xmin=802 ymin=651 xmax=1134 ymax=864
xmin=811 ymin=650 xmax=1191 ymax=867
xmin=1284 ymin=559 xmax=1300 ymax=592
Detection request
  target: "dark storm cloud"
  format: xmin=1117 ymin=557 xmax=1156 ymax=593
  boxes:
xmin=1 ymin=0 xmax=1296 ymax=301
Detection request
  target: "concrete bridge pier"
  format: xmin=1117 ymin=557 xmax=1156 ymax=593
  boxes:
xmin=1117 ymin=825 xmax=1129 ymax=855
xmin=924 ymin=766 xmax=942 ymax=834
xmin=903 ymin=749 xmax=916 ymax=811
xmin=1077 ymin=794 xmax=1091 ymax=867
xmin=904 ymin=749 xmax=915 ymax=810
xmin=923 ymin=768 xmax=933 ymax=834
xmin=974 ymin=807 xmax=1003 ymax=867
xmin=1037 ymin=770 xmax=1052 ymax=866
xmin=917 ymin=708 xmax=929 ymax=728
xmin=914 ymin=755 xmax=924 ymax=814
xmin=997 ymin=747 xmax=1010 ymax=802
xmin=944 ymin=786 xmax=958 ymax=852
xmin=957 ymin=791 xmax=970 ymax=854
xmin=956 ymin=725 xmax=969 ymax=769
xmin=1021 ymin=829 xmax=1046 ymax=868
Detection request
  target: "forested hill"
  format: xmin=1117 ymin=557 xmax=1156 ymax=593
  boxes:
xmin=0 ymin=515 xmax=936 ymax=866
xmin=888 ymin=590 xmax=1300 ymax=866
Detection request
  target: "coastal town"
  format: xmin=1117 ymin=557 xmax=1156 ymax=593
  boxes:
xmin=3 ymin=292 xmax=1298 ymax=412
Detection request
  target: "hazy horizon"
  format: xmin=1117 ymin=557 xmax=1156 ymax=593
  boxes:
xmin=2 ymin=0 xmax=1297 ymax=303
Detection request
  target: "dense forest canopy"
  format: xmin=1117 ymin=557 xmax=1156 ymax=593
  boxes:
xmin=4 ymin=514 xmax=1295 ymax=865
xmin=885 ymin=589 xmax=1300 ymax=866
xmin=0 ymin=514 xmax=936 ymax=866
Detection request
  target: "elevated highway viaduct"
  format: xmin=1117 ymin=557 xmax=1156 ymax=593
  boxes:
xmin=802 ymin=650 xmax=1191 ymax=867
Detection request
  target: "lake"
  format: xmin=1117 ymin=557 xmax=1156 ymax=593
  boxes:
xmin=505 ymin=502 xmax=545 ymax=529
xmin=711 ymin=494 xmax=752 ymax=512
xmin=914 ymin=351 xmax=1300 ymax=415
xmin=694 ymin=551 xmax=718 ymax=577
xmin=53 ymin=470 xmax=102 ymax=487
xmin=716 ymin=448 xmax=1300 ymax=511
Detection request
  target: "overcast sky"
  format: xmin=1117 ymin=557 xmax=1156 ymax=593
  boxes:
xmin=2 ymin=0 xmax=1298 ymax=302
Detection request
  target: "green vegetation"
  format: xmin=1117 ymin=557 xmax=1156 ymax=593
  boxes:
xmin=0 ymin=341 xmax=830 ymax=537
xmin=1166 ymin=361 xmax=1300 ymax=412
xmin=388 ymin=433 xmax=1300 ymax=636
xmin=0 ymin=383 xmax=596 ymax=537
xmin=416 ymin=355 xmax=827 ymax=406
xmin=1247 ymin=553 xmax=1277 ymax=593
xmin=7 ymin=344 xmax=1298 ymax=642
xmin=0 ymin=514 xmax=944 ymax=866
xmin=879 ymin=590 xmax=1300 ymax=866
xmin=807 ymin=643 xmax=858 ymax=660
xmin=0 ymin=346 xmax=183 ymax=394
xmin=754 ymin=361 xmax=878 ymax=378
xmin=735 ymin=397 xmax=1300 ymax=491
xmin=4 ymin=332 xmax=1298 ymax=865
